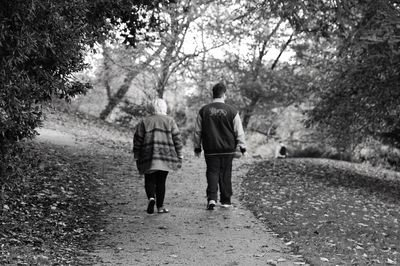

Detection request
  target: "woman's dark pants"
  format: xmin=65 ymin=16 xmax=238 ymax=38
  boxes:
xmin=205 ymin=155 xmax=234 ymax=204
xmin=144 ymin=170 xmax=168 ymax=208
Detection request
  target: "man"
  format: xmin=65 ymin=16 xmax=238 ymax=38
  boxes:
xmin=194 ymin=83 xmax=247 ymax=210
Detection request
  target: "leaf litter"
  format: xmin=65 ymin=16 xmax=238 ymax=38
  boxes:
xmin=240 ymin=159 xmax=400 ymax=265
xmin=0 ymin=141 xmax=108 ymax=265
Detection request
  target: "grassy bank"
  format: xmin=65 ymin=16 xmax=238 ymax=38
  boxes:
xmin=240 ymin=159 xmax=400 ymax=265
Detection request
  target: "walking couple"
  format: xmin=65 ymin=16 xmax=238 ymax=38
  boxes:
xmin=133 ymin=83 xmax=247 ymax=214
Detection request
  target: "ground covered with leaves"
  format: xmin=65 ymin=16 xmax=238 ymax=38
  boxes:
xmin=0 ymin=141 xmax=107 ymax=265
xmin=3 ymin=110 xmax=400 ymax=265
xmin=241 ymin=159 xmax=400 ymax=265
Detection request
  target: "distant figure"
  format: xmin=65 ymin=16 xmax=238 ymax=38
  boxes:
xmin=193 ymin=82 xmax=247 ymax=210
xmin=276 ymin=142 xmax=287 ymax=159
xmin=133 ymin=98 xmax=183 ymax=214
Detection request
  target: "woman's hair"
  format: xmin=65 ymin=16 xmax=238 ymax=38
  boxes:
xmin=212 ymin=83 xmax=226 ymax=98
xmin=152 ymin=98 xmax=168 ymax=115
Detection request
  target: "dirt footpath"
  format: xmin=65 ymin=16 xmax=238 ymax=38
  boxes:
xmin=88 ymin=148 xmax=304 ymax=266
xmin=36 ymin=127 xmax=304 ymax=266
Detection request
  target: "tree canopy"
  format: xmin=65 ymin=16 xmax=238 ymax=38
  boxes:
xmin=239 ymin=0 xmax=400 ymax=148
xmin=0 ymin=0 xmax=170 ymax=150
xmin=305 ymin=0 xmax=400 ymax=148
xmin=2 ymin=0 xmax=399 ymax=156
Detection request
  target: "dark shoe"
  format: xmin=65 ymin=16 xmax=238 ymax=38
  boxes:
xmin=147 ymin=198 xmax=155 ymax=214
xmin=207 ymin=200 xmax=216 ymax=210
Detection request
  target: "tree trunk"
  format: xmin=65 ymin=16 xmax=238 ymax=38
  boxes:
xmin=242 ymin=96 xmax=260 ymax=129
xmin=243 ymin=33 xmax=294 ymax=129
xmin=0 ymin=139 xmax=6 ymax=210
xmin=252 ymin=19 xmax=283 ymax=80
xmin=99 ymin=82 xmax=131 ymax=120
xmin=154 ymin=14 xmax=179 ymax=98
xmin=155 ymin=49 xmax=173 ymax=98
xmin=99 ymin=45 xmax=165 ymax=120
xmin=271 ymin=33 xmax=293 ymax=70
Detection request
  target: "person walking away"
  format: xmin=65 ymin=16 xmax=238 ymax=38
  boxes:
xmin=193 ymin=83 xmax=247 ymax=210
xmin=133 ymin=98 xmax=183 ymax=214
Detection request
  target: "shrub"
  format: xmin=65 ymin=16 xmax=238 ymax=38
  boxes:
xmin=354 ymin=138 xmax=400 ymax=170
xmin=0 ymin=0 xmax=171 ymax=205
xmin=115 ymin=99 xmax=152 ymax=128
xmin=290 ymin=145 xmax=324 ymax=158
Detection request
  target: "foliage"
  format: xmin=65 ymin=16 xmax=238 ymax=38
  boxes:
xmin=93 ymin=0 xmax=210 ymax=121
xmin=240 ymin=64 xmax=314 ymax=107
xmin=353 ymin=138 xmax=400 ymax=170
xmin=193 ymin=0 xmax=319 ymax=129
xmin=233 ymin=0 xmax=399 ymax=157
xmin=115 ymin=99 xmax=152 ymax=127
xmin=283 ymin=1 xmax=400 ymax=149
xmin=242 ymin=159 xmax=400 ymax=265
xmin=289 ymin=145 xmax=325 ymax=159
xmin=0 ymin=0 xmax=170 ymax=190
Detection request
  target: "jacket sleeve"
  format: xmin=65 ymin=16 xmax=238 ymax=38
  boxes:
xmin=233 ymin=113 xmax=247 ymax=153
xmin=193 ymin=112 xmax=202 ymax=153
xmin=133 ymin=120 xmax=145 ymax=159
xmin=171 ymin=120 xmax=183 ymax=159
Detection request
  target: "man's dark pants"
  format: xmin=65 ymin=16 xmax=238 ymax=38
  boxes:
xmin=205 ymin=154 xmax=234 ymax=204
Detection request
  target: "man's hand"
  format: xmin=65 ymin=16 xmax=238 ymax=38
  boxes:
xmin=194 ymin=148 xmax=202 ymax=158
xmin=240 ymin=147 xmax=248 ymax=158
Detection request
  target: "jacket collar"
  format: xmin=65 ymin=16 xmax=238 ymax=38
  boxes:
xmin=212 ymin=98 xmax=225 ymax=103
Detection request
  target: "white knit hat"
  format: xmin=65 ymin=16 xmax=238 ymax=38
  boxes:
xmin=153 ymin=98 xmax=167 ymax=115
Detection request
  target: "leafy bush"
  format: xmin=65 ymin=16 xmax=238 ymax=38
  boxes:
xmin=0 ymin=0 xmax=99 ymax=195
xmin=309 ymin=1 xmax=400 ymax=149
xmin=321 ymin=147 xmax=352 ymax=162
xmin=290 ymin=144 xmax=352 ymax=161
xmin=290 ymin=145 xmax=324 ymax=158
xmin=354 ymin=138 xmax=400 ymax=170
xmin=115 ymin=100 xmax=151 ymax=128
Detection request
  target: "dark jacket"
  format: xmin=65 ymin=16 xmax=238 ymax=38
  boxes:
xmin=194 ymin=99 xmax=246 ymax=155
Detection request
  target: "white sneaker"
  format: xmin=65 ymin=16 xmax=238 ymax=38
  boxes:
xmin=220 ymin=204 xmax=232 ymax=208
xmin=207 ymin=200 xmax=216 ymax=210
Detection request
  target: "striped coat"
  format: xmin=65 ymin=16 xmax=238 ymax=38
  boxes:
xmin=133 ymin=114 xmax=183 ymax=174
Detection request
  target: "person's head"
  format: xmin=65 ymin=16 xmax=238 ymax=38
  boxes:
xmin=152 ymin=98 xmax=168 ymax=115
xmin=212 ymin=83 xmax=226 ymax=99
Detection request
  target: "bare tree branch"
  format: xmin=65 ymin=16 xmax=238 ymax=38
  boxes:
xmin=271 ymin=33 xmax=294 ymax=70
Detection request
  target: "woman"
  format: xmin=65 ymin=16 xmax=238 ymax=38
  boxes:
xmin=133 ymin=98 xmax=183 ymax=214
